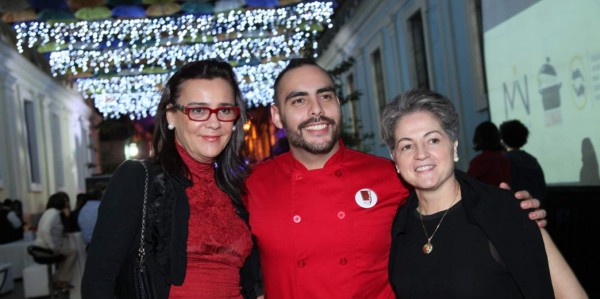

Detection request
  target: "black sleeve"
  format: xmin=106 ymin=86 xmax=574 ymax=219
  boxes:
xmin=81 ymin=160 xmax=145 ymax=299
xmin=240 ymin=234 xmax=263 ymax=299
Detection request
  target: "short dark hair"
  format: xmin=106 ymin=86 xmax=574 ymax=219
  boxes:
xmin=473 ymin=121 xmax=503 ymax=151
xmin=272 ymin=58 xmax=334 ymax=105
xmin=152 ymin=59 xmax=248 ymax=202
xmin=2 ymin=198 xmax=13 ymax=207
xmin=499 ymin=120 xmax=529 ymax=149
xmin=381 ymin=89 xmax=459 ymax=151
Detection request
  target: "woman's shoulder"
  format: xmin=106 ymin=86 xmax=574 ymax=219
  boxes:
xmin=118 ymin=159 xmax=147 ymax=170
xmin=457 ymin=171 xmax=516 ymax=206
xmin=40 ymin=208 xmax=61 ymax=220
xmin=110 ymin=159 xmax=152 ymax=179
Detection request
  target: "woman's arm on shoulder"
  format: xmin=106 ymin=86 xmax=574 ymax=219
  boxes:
xmin=541 ymin=229 xmax=588 ymax=299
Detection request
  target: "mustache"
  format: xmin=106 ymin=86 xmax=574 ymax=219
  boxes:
xmin=298 ymin=115 xmax=335 ymax=130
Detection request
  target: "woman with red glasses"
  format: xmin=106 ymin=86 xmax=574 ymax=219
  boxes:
xmin=82 ymin=60 xmax=260 ymax=299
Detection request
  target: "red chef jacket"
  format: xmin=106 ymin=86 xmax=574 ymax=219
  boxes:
xmin=245 ymin=142 xmax=409 ymax=298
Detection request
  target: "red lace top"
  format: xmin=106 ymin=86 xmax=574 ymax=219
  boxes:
xmin=169 ymin=145 xmax=252 ymax=298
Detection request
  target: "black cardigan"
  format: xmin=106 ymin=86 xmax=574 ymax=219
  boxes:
xmin=388 ymin=171 xmax=553 ymax=298
xmin=82 ymin=159 xmax=260 ymax=298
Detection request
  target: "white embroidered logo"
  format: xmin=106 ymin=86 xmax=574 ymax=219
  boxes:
xmin=355 ymin=188 xmax=378 ymax=208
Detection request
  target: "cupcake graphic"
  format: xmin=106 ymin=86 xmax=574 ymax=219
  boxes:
xmin=538 ymin=57 xmax=562 ymax=125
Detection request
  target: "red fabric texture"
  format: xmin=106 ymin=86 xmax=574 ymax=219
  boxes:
xmin=169 ymin=144 xmax=252 ymax=298
xmin=245 ymin=142 xmax=410 ymax=298
xmin=467 ymin=150 xmax=512 ymax=186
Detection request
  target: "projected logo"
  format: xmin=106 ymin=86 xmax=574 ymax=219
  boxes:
xmin=538 ymin=57 xmax=562 ymax=126
xmin=570 ymin=55 xmax=587 ymax=110
xmin=591 ymin=51 xmax=600 ymax=102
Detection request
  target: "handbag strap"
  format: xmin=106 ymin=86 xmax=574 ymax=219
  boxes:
xmin=137 ymin=160 xmax=149 ymax=267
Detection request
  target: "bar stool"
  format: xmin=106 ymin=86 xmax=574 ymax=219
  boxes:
xmin=27 ymin=246 xmax=65 ymax=299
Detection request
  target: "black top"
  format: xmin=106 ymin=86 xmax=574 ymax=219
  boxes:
xmin=505 ymin=150 xmax=547 ymax=204
xmin=81 ymin=160 xmax=260 ymax=299
xmin=0 ymin=208 xmax=23 ymax=244
xmin=389 ymin=171 xmax=553 ymax=299
xmin=391 ymin=201 xmax=522 ymax=298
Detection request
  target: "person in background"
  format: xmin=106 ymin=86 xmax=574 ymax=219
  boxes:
xmin=381 ymin=89 xmax=587 ymax=298
xmin=11 ymin=199 xmax=25 ymax=240
xmin=467 ymin=121 xmax=512 ymax=186
xmin=66 ymin=193 xmax=87 ymax=232
xmin=78 ymin=187 xmax=104 ymax=245
xmin=270 ymin=136 xmax=290 ymax=157
xmin=0 ymin=198 xmax=23 ymax=244
xmin=33 ymin=192 xmax=77 ymax=290
xmin=500 ymin=120 xmax=547 ymax=205
xmin=244 ymin=58 xmax=546 ymax=298
xmin=578 ymin=138 xmax=600 ymax=185
xmin=82 ymin=59 xmax=260 ymax=299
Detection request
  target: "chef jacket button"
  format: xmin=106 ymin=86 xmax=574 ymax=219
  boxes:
xmin=335 ymin=170 xmax=343 ymax=177
xmin=339 ymin=258 xmax=347 ymax=265
xmin=337 ymin=211 xmax=345 ymax=219
xmin=297 ymin=260 xmax=306 ymax=268
xmin=296 ymin=174 xmax=303 ymax=180
xmin=293 ymin=215 xmax=301 ymax=223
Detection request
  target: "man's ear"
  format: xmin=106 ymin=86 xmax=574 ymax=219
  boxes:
xmin=271 ymin=104 xmax=284 ymax=129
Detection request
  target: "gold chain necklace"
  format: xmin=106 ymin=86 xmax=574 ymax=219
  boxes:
xmin=418 ymin=196 xmax=458 ymax=255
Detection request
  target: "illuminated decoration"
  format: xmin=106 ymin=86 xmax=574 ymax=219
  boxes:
xmin=76 ymin=61 xmax=287 ymax=119
xmin=9 ymin=1 xmax=335 ymax=119
xmin=48 ymin=32 xmax=309 ymax=76
xmin=124 ymin=141 xmax=140 ymax=159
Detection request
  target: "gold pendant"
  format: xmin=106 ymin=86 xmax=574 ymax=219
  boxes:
xmin=422 ymin=242 xmax=433 ymax=254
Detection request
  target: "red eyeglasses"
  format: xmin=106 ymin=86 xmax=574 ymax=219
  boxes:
xmin=172 ymin=104 xmax=240 ymax=122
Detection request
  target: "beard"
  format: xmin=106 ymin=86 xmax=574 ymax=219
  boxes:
xmin=283 ymin=115 xmax=341 ymax=154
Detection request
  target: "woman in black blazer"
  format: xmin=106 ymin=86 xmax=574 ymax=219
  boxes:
xmin=82 ymin=60 xmax=260 ymax=299
xmin=380 ymin=89 xmax=586 ymax=298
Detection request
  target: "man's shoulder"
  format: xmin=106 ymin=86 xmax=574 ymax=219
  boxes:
xmin=247 ymin=154 xmax=289 ymax=184
xmin=252 ymin=153 xmax=289 ymax=171
xmin=343 ymin=147 xmax=396 ymax=168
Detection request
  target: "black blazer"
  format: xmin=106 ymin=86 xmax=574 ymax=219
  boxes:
xmin=388 ymin=171 xmax=553 ymax=298
xmin=82 ymin=160 xmax=260 ymax=299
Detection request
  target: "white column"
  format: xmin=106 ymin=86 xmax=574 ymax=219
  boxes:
xmin=0 ymin=66 xmax=22 ymax=200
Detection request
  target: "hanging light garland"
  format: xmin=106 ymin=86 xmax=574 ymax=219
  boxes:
xmin=12 ymin=1 xmax=335 ymax=119
xmin=13 ymin=2 xmax=334 ymax=52
xmin=48 ymin=32 xmax=311 ymax=76
xmin=77 ymin=61 xmax=288 ymax=119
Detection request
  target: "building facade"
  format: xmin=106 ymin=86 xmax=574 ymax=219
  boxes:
xmin=318 ymin=0 xmax=489 ymax=169
xmin=0 ymin=37 xmax=93 ymax=215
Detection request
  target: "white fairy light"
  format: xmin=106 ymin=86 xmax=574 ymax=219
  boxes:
xmin=48 ymin=32 xmax=309 ymax=76
xmin=77 ymin=61 xmax=289 ymax=119
xmin=12 ymin=1 xmax=334 ymax=119
xmin=13 ymin=2 xmax=333 ymax=52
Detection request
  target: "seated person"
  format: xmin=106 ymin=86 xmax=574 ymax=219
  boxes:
xmin=33 ymin=192 xmax=77 ymax=289
xmin=0 ymin=198 xmax=23 ymax=244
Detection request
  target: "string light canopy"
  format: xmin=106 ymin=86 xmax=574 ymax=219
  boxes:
xmin=7 ymin=1 xmax=335 ymax=119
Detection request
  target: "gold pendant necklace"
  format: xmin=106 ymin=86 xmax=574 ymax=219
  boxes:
xmin=419 ymin=196 xmax=458 ymax=255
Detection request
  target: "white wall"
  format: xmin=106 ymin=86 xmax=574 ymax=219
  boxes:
xmin=0 ymin=38 xmax=92 ymax=215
